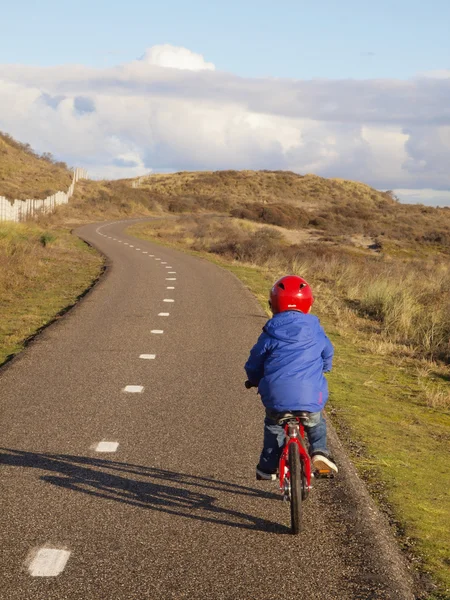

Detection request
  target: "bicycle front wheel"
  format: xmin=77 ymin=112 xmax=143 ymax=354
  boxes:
xmin=289 ymin=442 xmax=303 ymax=534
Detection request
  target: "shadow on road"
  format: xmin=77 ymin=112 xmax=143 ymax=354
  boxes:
xmin=0 ymin=448 xmax=288 ymax=534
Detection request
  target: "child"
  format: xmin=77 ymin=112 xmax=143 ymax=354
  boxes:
xmin=245 ymin=275 xmax=338 ymax=480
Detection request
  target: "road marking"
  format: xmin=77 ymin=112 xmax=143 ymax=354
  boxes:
xmin=124 ymin=243 xmax=129 ymax=245
xmin=95 ymin=441 xmax=119 ymax=452
xmin=149 ymin=254 xmax=154 ymax=257
xmin=167 ymin=286 xmax=175 ymax=289
xmin=140 ymin=354 xmax=156 ymax=359
xmin=158 ymin=312 xmax=170 ymax=316
xmin=28 ymin=548 xmax=71 ymax=577
xmin=142 ymin=251 xmax=148 ymax=254
xmin=118 ymin=240 xmax=122 ymax=243
xmin=165 ymin=266 xmax=172 ymax=269
xmin=136 ymin=248 xmax=141 ymax=250
xmin=151 ymin=330 xmax=164 ymax=334
xmin=123 ymin=385 xmax=144 ymax=393
xmin=168 ymin=271 xmax=176 ymax=274
xmin=163 ymin=299 xmax=174 ymax=303
xmin=129 ymin=245 xmax=134 ymax=248
xmin=166 ymin=278 xmax=176 ymax=281
xmin=161 ymin=261 xmax=167 ymax=264
xmin=155 ymin=258 xmax=161 ymax=261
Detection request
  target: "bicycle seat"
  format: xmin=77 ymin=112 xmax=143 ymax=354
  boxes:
xmin=270 ymin=410 xmax=311 ymax=425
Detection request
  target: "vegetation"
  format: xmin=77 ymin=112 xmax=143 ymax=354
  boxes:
xmin=0 ymin=131 xmax=72 ymax=200
xmin=136 ymin=170 xmax=450 ymax=252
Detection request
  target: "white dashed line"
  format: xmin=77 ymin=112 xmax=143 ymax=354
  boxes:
xmin=165 ymin=266 xmax=172 ymax=269
xmin=167 ymin=286 xmax=175 ymax=289
xmin=166 ymin=278 xmax=176 ymax=281
xmin=140 ymin=354 xmax=156 ymax=359
xmin=151 ymin=330 xmax=164 ymax=334
xmin=129 ymin=245 xmax=134 ymax=248
xmin=158 ymin=312 xmax=170 ymax=316
xmin=155 ymin=258 xmax=161 ymax=261
xmin=142 ymin=251 xmax=148 ymax=254
xmin=123 ymin=385 xmax=144 ymax=393
xmin=28 ymin=548 xmax=71 ymax=577
xmin=118 ymin=241 xmax=122 ymax=243
xmin=149 ymin=255 xmax=154 ymax=257
xmin=163 ymin=299 xmax=174 ymax=303
xmin=168 ymin=271 xmax=176 ymax=274
xmin=136 ymin=248 xmax=141 ymax=250
xmin=95 ymin=441 xmax=119 ymax=453
xmin=161 ymin=262 xmax=167 ymax=264
xmin=124 ymin=243 xmax=129 ymax=245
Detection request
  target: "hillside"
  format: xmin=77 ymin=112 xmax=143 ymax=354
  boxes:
xmin=0 ymin=132 xmax=72 ymax=200
xmin=133 ymin=170 xmax=450 ymax=253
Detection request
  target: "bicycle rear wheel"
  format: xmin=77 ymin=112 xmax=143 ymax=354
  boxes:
xmin=288 ymin=442 xmax=303 ymax=534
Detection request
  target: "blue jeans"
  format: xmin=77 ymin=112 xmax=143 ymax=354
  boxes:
xmin=258 ymin=411 xmax=328 ymax=473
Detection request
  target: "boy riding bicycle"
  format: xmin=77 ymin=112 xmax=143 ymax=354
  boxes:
xmin=245 ymin=275 xmax=338 ymax=480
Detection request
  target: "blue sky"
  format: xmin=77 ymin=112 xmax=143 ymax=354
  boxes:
xmin=2 ymin=0 xmax=449 ymax=79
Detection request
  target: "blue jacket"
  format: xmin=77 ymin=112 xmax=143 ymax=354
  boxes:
xmin=245 ymin=311 xmax=334 ymax=413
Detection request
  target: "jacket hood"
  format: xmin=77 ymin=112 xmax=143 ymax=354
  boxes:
xmin=263 ymin=310 xmax=317 ymax=344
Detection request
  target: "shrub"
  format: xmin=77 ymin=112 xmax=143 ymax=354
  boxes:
xmin=231 ymin=202 xmax=310 ymax=229
xmin=309 ymin=216 xmax=327 ymax=228
xmin=40 ymin=232 xmax=56 ymax=247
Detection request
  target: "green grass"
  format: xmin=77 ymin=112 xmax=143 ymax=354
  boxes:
xmin=129 ymin=221 xmax=450 ymax=600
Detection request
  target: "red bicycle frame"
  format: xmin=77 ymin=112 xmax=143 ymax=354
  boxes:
xmin=279 ymin=419 xmax=312 ymax=493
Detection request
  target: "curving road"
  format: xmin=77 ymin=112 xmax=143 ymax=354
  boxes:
xmin=0 ymin=219 xmax=417 ymax=599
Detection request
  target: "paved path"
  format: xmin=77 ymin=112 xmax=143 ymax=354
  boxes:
xmin=0 ymin=219 xmax=417 ymax=599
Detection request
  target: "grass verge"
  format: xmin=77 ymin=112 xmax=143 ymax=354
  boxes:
xmin=128 ymin=219 xmax=450 ymax=600
xmin=0 ymin=222 xmax=103 ymax=366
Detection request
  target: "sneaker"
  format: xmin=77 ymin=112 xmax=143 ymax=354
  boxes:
xmin=312 ymin=453 xmax=338 ymax=475
xmin=256 ymin=465 xmax=277 ymax=481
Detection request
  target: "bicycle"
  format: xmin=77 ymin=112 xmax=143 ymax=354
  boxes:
xmin=245 ymin=380 xmax=314 ymax=534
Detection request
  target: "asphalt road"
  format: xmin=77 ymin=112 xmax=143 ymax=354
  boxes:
xmin=0 ymin=219 xmax=418 ymax=599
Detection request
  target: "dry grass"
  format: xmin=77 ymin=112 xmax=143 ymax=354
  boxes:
xmin=0 ymin=132 xmax=72 ymax=200
xmin=418 ymin=381 xmax=450 ymax=409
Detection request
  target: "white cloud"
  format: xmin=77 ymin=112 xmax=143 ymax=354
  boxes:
xmin=139 ymin=45 xmax=215 ymax=71
xmin=0 ymin=44 xmax=449 ymax=200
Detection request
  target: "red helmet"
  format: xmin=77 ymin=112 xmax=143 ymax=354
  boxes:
xmin=269 ymin=275 xmax=314 ymax=315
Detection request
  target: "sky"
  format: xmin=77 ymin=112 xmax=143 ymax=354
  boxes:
xmin=1 ymin=0 xmax=449 ymax=205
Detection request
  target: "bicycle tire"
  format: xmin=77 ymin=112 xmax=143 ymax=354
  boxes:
xmin=289 ymin=442 xmax=303 ymax=534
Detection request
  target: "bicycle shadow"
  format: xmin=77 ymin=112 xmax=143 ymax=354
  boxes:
xmin=0 ymin=448 xmax=289 ymax=534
